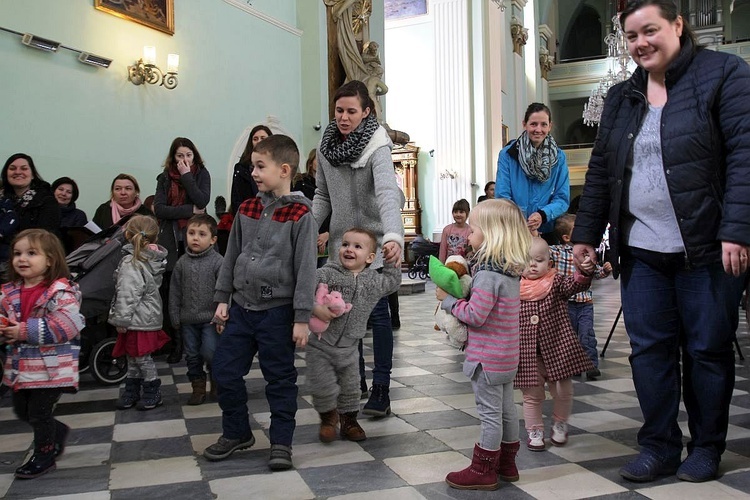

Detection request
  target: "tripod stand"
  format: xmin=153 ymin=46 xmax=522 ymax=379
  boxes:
xmin=600 ymin=306 xmax=745 ymax=360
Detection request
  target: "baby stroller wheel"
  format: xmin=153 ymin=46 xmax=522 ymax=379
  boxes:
xmin=90 ymin=338 xmax=127 ymax=385
xmin=419 ymin=268 xmax=428 ymax=280
xmin=407 ymin=268 xmax=418 ymax=280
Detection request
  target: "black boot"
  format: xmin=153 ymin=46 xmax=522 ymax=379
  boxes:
xmin=15 ymin=443 xmax=56 ymax=479
xmin=362 ymin=383 xmax=391 ymax=417
xmin=53 ymin=420 xmax=70 ymax=458
xmin=117 ymin=378 xmax=142 ymax=410
xmin=166 ymin=336 xmax=183 ymax=364
xmin=137 ymin=379 xmax=163 ymax=410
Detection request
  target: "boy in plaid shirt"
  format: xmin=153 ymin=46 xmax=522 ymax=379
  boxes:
xmin=550 ymin=213 xmax=612 ymax=380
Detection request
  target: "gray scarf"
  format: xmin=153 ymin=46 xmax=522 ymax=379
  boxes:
xmin=516 ymin=131 xmax=559 ymax=182
xmin=319 ymin=113 xmax=379 ymax=167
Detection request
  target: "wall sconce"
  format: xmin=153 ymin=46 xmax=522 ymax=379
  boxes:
xmin=1 ymin=26 xmax=112 ymax=68
xmin=490 ymin=0 xmax=507 ymax=11
xmin=128 ymin=46 xmax=179 ymax=90
xmin=21 ymin=33 xmax=60 ymax=52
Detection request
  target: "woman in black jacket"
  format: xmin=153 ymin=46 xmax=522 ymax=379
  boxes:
xmin=52 ymin=177 xmax=87 ymax=228
xmin=230 ymin=124 xmax=272 ymax=214
xmin=1 ymin=154 xmax=60 ymax=236
xmin=572 ymin=0 xmax=750 ymax=484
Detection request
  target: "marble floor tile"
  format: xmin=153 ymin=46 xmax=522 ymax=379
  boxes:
xmin=56 ymin=443 xmax=112 ymax=469
xmin=358 ymin=415 xmax=419 ymax=437
xmin=328 ymin=486 xmax=428 ymax=500
xmin=384 ymin=451 xmax=468 ymax=485
xmin=568 ymin=410 xmax=643 ymax=433
xmin=585 ymin=379 xmax=636 ymax=393
xmin=182 ymin=402 xmax=223 ymax=419
xmin=638 ymin=479 xmax=749 ymax=499
xmin=515 ymin=463 xmax=627 ymax=499
xmin=435 ymin=393 xmax=476 ymax=410
xmin=427 ymin=425 xmax=480 ymax=450
xmin=112 ymin=419 xmax=188 ymax=442
xmin=209 ymin=470 xmax=315 ymax=500
xmin=390 ymin=396 xmax=453 ymax=415
xmin=109 ymin=456 xmax=202 ymax=489
xmin=0 ymin=432 xmax=32 ymax=453
xmin=292 ymin=440 xmax=375 ymax=469
xmin=547 ymin=434 xmax=638 ymax=462
xmin=57 ymin=411 xmax=116 ymax=429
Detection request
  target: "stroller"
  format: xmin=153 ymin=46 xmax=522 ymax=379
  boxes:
xmin=67 ymin=223 xmax=129 ymax=385
xmin=407 ymin=235 xmax=440 ymax=280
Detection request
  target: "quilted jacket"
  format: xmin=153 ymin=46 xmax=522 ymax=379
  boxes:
xmin=108 ymin=243 xmax=168 ymax=331
xmin=572 ymin=40 xmax=750 ymax=276
xmin=1 ymin=278 xmax=85 ymax=390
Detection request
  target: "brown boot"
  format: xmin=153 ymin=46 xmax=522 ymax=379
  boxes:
xmin=188 ymin=379 xmax=207 ymax=405
xmin=340 ymin=411 xmax=367 ymax=441
xmin=496 ymin=441 xmax=520 ymax=482
xmin=445 ymin=443 xmax=500 ymax=490
xmin=318 ymin=410 xmax=339 ymax=443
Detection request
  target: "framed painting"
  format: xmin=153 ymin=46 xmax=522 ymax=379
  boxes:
xmin=95 ymin=0 xmax=174 ymax=35
xmin=385 ymin=0 xmax=428 ymax=21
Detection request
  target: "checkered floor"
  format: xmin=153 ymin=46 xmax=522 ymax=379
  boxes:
xmin=2 ymin=277 xmax=750 ymax=499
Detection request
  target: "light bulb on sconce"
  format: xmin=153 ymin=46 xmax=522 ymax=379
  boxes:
xmin=128 ymin=46 xmax=179 ymax=90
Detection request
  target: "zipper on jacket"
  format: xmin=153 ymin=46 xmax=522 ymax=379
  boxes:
xmin=334 ymin=273 xmax=358 ymax=346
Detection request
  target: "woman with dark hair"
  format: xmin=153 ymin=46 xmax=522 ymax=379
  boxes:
xmin=477 ymin=181 xmax=495 ymax=204
xmin=495 ymin=103 xmax=569 ymax=242
xmin=52 ymin=177 xmax=87 ymax=228
xmin=231 ymin=124 xmax=272 ymax=215
xmin=154 ymin=137 xmax=212 ymax=271
xmin=313 ymin=79 xmax=404 ymax=418
xmin=92 ymin=173 xmax=153 ymax=230
xmin=154 ymin=137 xmax=211 ymax=364
xmin=572 ymin=0 xmax=750 ymax=483
xmin=1 ymin=153 xmax=60 ymax=235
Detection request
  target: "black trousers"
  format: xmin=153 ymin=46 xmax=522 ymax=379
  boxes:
xmin=13 ymin=388 xmax=63 ymax=453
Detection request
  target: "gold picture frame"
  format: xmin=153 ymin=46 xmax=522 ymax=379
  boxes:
xmin=95 ymin=0 xmax=174 ymax=35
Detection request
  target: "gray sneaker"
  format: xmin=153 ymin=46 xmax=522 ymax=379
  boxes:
xmin=268 ymin=444 xmax=293 ymax=470
xmin=203 ymin=434 xmax=255 ymax=461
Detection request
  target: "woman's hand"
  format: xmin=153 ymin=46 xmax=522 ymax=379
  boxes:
xmin=193 ymin=205 xmax=206 ymax=215
xmin=722 ymin=241 xmax=749 ymax=277
xmin=116 ymin=327 xmax=127 ymax=334
xmin=292 ymin=322 xmax=308 ymax=348
xmin=383 ymin=241 xmax=402 ymax=265
xmin=527 ymin=212 xmax=543 ymax=232
xmin=317 ymin=232 xmax=329 ymax=254
xmin=177 ymin=159 xmax=191 ymax=175
xmin=435 ymin=287 xmax=448 ymax=301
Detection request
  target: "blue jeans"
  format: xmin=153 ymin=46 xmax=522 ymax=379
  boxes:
xmin=212 ymin=303 xmax=297 ymax=446
xmin=567 ymin=302 xmax=598 ymax=367
xmin=182 ymin=322 xmax=219 ymax=381
xmin=620 ymin=249 xmax=744 ymax=460
xmin=361 ymin=296 xmax=393 ymax=386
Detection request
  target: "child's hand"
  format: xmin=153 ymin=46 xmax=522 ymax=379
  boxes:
xmin=213 ymin=303 xmax=229 ymax=334
xmin=602 ymin=261 xmax=613 ymax=275
xmin=292 ymin=322 xmax=308 ymax=348
xmin=313 ymin=304 xmax=337 ymax=322
xmin=193 ymin=205 xmax=206 ymax=215
xmin=435 ymin=287 xmax=448 ymax=301
xmin=1 ymin=320 xmax=21 ymax=342
xmin=116 ymin=327 xmax=127 ymax=334
xmin=579 ymin=255 xmax=595 ymax=275
xmin=383 ymin=241 xmax=402 ymax=265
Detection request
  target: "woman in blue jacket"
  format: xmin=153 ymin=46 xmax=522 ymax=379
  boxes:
xmin=572 ymin=0 xmax=750 ymax=484
xmin=495 ymin=103 xmax=569 ymax=242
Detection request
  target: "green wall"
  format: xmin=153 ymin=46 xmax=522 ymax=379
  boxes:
xmin=0 ymin=0 xmax=305 ymax=217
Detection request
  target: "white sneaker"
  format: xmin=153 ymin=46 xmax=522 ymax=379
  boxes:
xmin=527 ymin=428 xmax=545 ymax=451
xmin=551 ymin=421 xmax=568 ymax=446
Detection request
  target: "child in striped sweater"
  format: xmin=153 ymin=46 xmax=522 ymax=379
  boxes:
xmin=436 ymin=199 xmax=532 ymax=491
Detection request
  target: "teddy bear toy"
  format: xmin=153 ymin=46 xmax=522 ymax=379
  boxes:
xmin=309 ymin=283 xmax=353 ymax=338
xmin=429 ymin=255 xmax=472 ymax=349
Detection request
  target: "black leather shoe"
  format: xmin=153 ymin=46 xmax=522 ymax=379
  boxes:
xmin=15 ymin=453 xmax=56 ymax=479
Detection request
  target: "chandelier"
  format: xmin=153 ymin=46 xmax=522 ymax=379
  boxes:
xmin=582 ymin=15 xmax=632 ymax=126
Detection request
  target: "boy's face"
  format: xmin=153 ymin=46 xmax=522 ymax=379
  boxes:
xmin=453 ymin=210 xmax=468 ymax=225
xmin=186 ymin=223 xmax=217 ymax=253
xmin=251 ymin=151 xmax=289 ymax=195
xmin=523 ymin=239 xmax=551 ymax=280
xmin=339 ymin=231 xmax=376 ymax=272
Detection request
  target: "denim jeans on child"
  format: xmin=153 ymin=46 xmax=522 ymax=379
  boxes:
xmin=567 ymin=301 xmax=598 ymax=367
xmin=620 ymin=248 xmax=744 ymax=462
xmin=212 ymin=302 xmax=297 ymax=446
xmin=182 ymin=322 xmax=219 ymax=381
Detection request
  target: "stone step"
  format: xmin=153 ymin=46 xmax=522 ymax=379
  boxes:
xmin=399 ymin=278 xmax=426 ymax=295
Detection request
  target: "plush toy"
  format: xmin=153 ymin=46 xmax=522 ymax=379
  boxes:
xmin=309 ymin=283 xmax=353 ymax=338
xmin=429 ymin=255 xmax=472 ymax=348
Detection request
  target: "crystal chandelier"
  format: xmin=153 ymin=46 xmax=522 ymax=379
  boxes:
xmin=582 ymin=15 xmax=632 ymax=126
